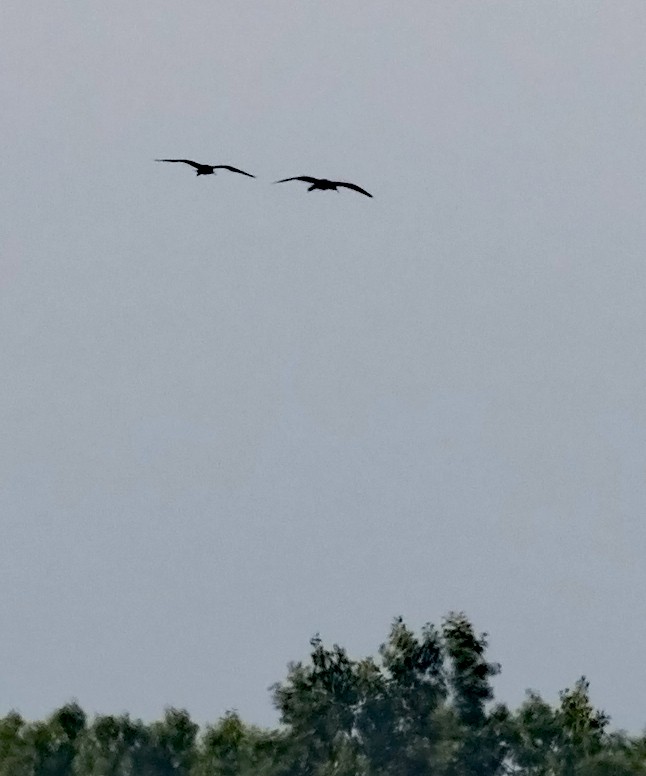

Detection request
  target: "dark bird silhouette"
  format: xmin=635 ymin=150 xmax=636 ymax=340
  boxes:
xmin=156 ymin=159 xmax=255 ymax=177
xmin=274 ymin=176 xmax=372 ymax=197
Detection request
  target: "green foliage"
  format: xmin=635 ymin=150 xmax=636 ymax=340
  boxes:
xmin=0 ymin=711 xmax=32 ymax=776
xmin=195 ymin=711 xmax=253 ymax=776
xmin=73 ymin=712 xmax=146 ymax=776
xmin=505 ymin=678 xmax=646 ymax=776
xmin=73 ymin=707 xmax=197 ymax=776
xmin=1 ymin=613 xmax=644 ymax=775
xmin=270 ymin=613 xmax=508 ymax=776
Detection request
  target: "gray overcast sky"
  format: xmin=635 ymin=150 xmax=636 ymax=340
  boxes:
xmin=2 ymin=0 xmax=646 ymax=731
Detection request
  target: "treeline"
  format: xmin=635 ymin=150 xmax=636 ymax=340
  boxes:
xmin=2 ymin=612 xmax=645 ymax=775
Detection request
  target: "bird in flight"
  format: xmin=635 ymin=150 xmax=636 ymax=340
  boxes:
xmin=274 ymin=176 xmax=372 ymax=198
xmin=156 ymin=159 xmax=255 ymax=177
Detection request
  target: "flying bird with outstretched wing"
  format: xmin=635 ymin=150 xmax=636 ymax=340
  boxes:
xmin=274 ymin=176 xmax=372 ymax=197
xmin=156 ymin=159 xmax=255 ymax=177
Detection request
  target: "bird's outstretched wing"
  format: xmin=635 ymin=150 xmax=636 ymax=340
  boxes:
xmin=212 ymin=165 xmax=256 ymax=177
xmin=336 ymin=181 xmax=373 ymax=198
xmin=274 ymin=176 xmax=319 ymax=184
xmin=155 ymin=159 xmax=202 ymax=169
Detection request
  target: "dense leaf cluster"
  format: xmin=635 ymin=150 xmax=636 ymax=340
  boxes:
xmin=2 ymin=612 xmax=644 ymax=775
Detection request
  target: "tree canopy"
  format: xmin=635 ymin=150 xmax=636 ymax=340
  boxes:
xmin=2 ymin=612 xmax=644 ymax=775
